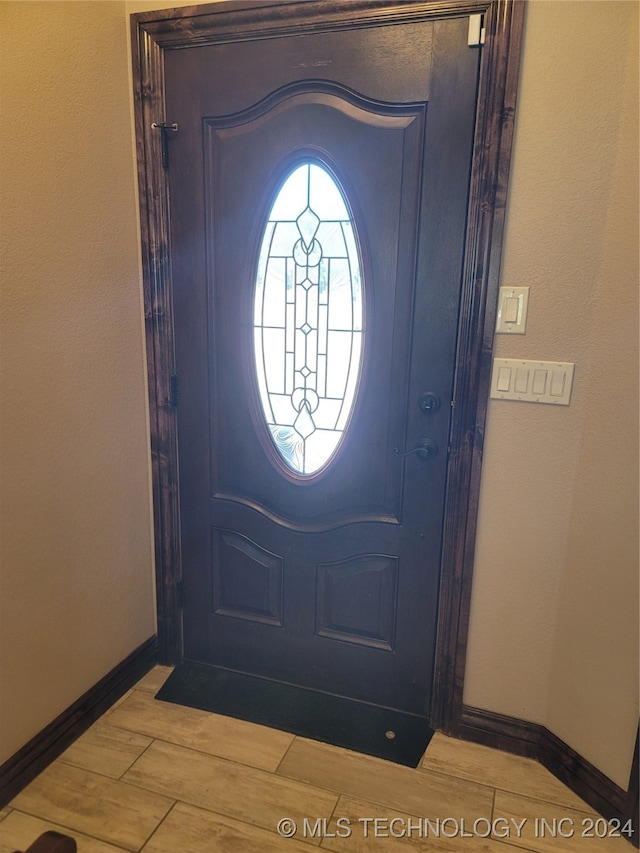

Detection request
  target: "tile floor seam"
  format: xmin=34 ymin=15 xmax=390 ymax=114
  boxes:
xmin=492 ymin=787 xmax=598 ymax=815
xmin=104 ymin=707 xmax=294 ymax=774
xmin=415 ymin=762 xmax=509 ymax=789
xmin=270 ymin=785 xmax=495 ymax=826
xmin=102 ymin=688 xmax=136 ymax=719
xmin=165 ymin=784 xmax=344 ymax=834
xmin=132 ymin=736 xmax=342 ymax=796
xmin=430 ymin=772 xmax=595 ymax=808
xmin=116 ymin=741 xmax=344 ymax=839
xmin=415 ymin=764 xmax=475 ymax=781
xmin=137 ymin=798 xmax=180 ymax=852
xmin=138 ymin=796 xmax=330 ymax=850
xmin=101 ymin=692 xmax=163 ymax=737
xmin=490 ymin=837 xmax=536 ymax=853
xmin=406 ymin=764 xmax=497 ymax=794
xmin=117 ymin=735 xmax=161 ymax=781
xmin=416 ymin=764 xmax=527 ymax=796
xmin=11 ymin=763 xmax=178 ymax=810
xmin=315 ymin=790 xmax=344 ymax=849
xmin=273 ymin=766 xmax=407 ymax=807
xmin=52 ymin=741 xmax=151 ymax=782
xmin=274 ymin=734 xmax=301 ymax=776
xmin=100 ymin=687 xmax=149 ymax=734
xmin=421 ymin=766 xmax=600 ymax=813
xmin=56 ymin=755 xmax=124 ymax=782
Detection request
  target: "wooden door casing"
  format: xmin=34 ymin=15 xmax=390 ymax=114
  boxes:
xmin=131 ymin=0 xmax=525 ymax=733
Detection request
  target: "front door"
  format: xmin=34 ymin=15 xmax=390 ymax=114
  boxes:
xmin=164 ymin=4 xmax=480 ymax=724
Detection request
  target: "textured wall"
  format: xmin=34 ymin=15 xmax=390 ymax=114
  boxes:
xmin=465 ymin=0 xmax=639 ymax=789
xmin=0 ymin=2 xmax=155 ymax=763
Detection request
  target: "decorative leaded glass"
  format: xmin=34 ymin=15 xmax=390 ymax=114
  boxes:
xmin=254 ymin=162 xmax=363 ymax=475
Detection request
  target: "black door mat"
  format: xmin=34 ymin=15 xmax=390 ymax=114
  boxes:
xmin=156 ymin=661 xmax=434 ymax=768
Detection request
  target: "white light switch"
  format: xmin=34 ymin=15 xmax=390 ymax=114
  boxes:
xmin=550 ymin=371 xmax=566 ymax=396
xmin=503 ymin=296 xmax=520 ymax=324
xmin=496 ymin=366 xmax=511 ymax=392
xmin=532 ymin=369 xmax=548 ymax=395
xmin=514 ymin=368 xmax=529 ymax=393
xmin=490 ymin=359 xmax=575 ymax=405
xmin=496 ymin=287 xmax=529 ymax=334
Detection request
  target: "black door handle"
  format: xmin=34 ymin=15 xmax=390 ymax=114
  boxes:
xmin=393 ymin=438 xmax=438 ymax=461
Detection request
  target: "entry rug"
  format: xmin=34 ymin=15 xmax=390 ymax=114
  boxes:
xmin=156 ymin=661 xmax=434 ymax=767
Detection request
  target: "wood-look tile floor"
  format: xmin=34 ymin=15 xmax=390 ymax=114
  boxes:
xmin=1 ymin=667 xmax=632 ymax=852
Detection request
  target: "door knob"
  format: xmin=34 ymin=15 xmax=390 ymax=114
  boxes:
xmin=393 ymin=438 xmax=438 ymax=461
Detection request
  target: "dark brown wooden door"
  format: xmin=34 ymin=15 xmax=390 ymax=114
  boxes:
xmin=165 ymin=8 xmax=479 ymax=717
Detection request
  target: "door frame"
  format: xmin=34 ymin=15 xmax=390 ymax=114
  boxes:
xmin=131 ymin=0 xmax=525 ymax=734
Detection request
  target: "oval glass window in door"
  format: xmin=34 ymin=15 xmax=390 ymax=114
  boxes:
xmin=253 ymin=162 xmax=363 ymax=476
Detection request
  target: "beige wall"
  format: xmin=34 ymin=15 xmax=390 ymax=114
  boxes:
xmin=1 ymin=0 xmax=637 ymax=794
xmin=465 ymin=0 xmax=639 ymax=789
xmin=0 ymin=2 xmax=155 ymax=763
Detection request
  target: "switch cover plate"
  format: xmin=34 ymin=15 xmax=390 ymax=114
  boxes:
xmin=490 ymin=359 xmax=575 ymax=405
xmin=496 ymin=286 xmax=529 ymax=334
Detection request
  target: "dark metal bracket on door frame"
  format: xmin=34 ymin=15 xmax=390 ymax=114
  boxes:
xmin=131 ymin=0 xmax=525 ymax=735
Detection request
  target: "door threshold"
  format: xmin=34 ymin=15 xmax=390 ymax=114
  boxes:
xmin=156 ymin=661 xmax=433 ymax=767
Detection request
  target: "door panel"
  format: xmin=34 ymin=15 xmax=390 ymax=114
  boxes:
xmin=315 ymin=554 xmax=398 ymax=650
xmin=166 ymin=13 xmax=480 ymax=715
xmin=205 ymin=88 xmax=424 ymax=525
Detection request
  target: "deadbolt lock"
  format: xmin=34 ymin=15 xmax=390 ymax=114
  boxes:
xmin=419 ymin=392 xmax=441 ymax=414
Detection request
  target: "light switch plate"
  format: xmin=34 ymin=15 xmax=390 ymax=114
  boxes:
xmin=496 ymin=286 xmax=529 ymax=334
xmin=490 ymin=359 xmax=575 ymax=405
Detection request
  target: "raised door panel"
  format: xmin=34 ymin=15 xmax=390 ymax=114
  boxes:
xmin=205 ymin=88 xmax=426 ymax=529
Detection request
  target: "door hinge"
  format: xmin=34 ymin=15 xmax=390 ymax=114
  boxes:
xmin=168 ymin=374 xmax=178 ymax=408
xmin=468 ymin=13 xmax=486 ymax=47
xmin=176 ymin=579 xmax=184 ymax=608
xmin=151 ymin=121 xmax=178 ymax=169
